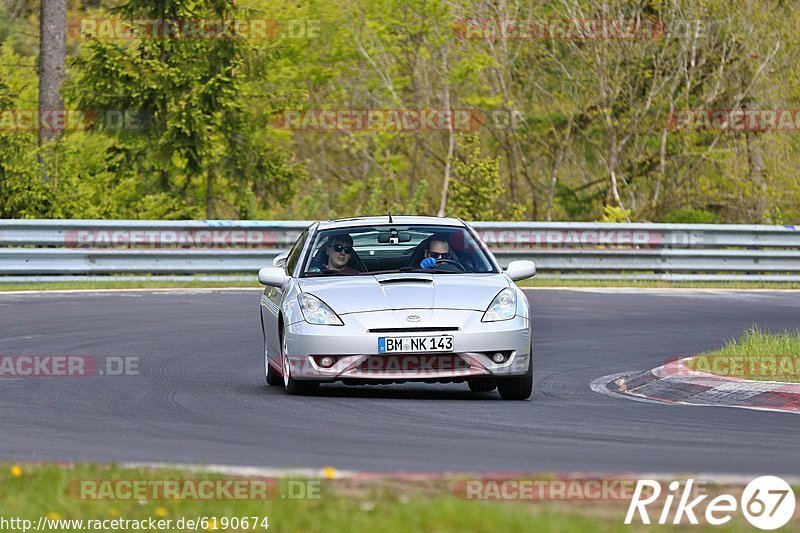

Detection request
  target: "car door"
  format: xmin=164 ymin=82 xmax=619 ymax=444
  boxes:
xmin=261 ymin=227 xmax=311 ymax=363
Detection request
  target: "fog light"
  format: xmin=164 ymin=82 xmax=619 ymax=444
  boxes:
xmin=492 ymin=352 xmax=506 ymax=364
xmin=320 ymin=356 xmax=335 ymax=368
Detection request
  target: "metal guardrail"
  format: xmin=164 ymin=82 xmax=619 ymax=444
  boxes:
xmin=0 ymin=219 xmax=798 ymax=281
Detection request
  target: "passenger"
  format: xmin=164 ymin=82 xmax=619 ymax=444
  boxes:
xmin=308 ymin=233 xmax=360 ymax=275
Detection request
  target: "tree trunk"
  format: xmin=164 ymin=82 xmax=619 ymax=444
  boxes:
xmin=546 ymin=120 xmax=572 ymax=221
xmin=739 ymin=98 xmax=767 ymax=222
xmin=546 ymin=145 xmax=563 ymax=222
xmin=206 ymin=171 xmax=214 ymax=219
xmin=607 ymin=132 xmax=624 ymax=209
xmin=437 ymin=49 xmax=454 ymax=218
xmin=437 ymin=124 xmax=455 ymax=217
xmin=651 ymin=124 xmax=669 ymax=213
xmin=745 ymin=131 xmax=767 ymax=222
xmin=38 ymin=0 xmax=66 ymax=151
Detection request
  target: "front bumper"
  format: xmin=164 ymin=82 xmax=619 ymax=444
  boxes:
xmin=284 ymin=309 xmax=531 ymax=382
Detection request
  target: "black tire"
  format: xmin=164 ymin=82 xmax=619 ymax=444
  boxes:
xmin=265 ymin=358 xmax=283 ymax=386
xmin=467 ymin=378 xmax=497 ymax=392
xmin=285 ymin=376 xmax=319 ymax=396
xmin=281 ymin=331 xmax=319 ymax=396
xmin=497 ymin=353 xmax=533 ymax=401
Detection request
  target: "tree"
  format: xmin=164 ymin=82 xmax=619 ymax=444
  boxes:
xmin=446 ymin=134 xmax=505 ymax=220
xmin=38 ymin=0 xmax=66 ymax=149
xmin=69 ymin=0 xmax=302 ymax=218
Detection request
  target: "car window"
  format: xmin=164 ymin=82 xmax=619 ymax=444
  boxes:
xmin=300 ymin=225 xmax=499 ymax=276
xmin=285 ymin=228 xmax=309 ymax=275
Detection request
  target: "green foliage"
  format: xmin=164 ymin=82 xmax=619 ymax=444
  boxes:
xmin=0 ymin=73 xmax=47 ymax=218
xmin=446 ymin=134 xmax=505 ymax=220
xmin=661 ymin=208 xmax=722 ymax=224
xmin=2 ymin=0 xmax=800 ymax=222
xmin=600 ymin=205 xmax=632 ymax=223
xmin=65 ymin=0 xmax=302 ymax=219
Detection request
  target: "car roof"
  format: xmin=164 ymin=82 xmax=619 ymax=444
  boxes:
xmin=316 ymin=216 xmax=466 ymax=230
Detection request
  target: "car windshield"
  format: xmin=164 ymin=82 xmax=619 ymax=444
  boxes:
xmin=300 ymin=225 xmax=499 ymax=277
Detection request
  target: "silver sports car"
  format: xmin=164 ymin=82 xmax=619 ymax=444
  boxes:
xmin=258 ymin=216 xmax=536 ymax=400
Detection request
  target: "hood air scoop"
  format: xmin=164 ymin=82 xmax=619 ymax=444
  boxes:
xmin=377 ymin=276 xmax=433 ymax=284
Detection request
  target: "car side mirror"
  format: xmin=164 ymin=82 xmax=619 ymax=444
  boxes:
xmin=505 ymin=260 xmax=536 ymax=282
xmin=272 ymin=252 xmax=289 ymax=267
xmin=258 ymin=267 xmax=290 ymax=287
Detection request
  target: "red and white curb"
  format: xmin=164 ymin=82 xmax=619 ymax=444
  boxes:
xmin=591 ymin=357 xmax=800 ymax=415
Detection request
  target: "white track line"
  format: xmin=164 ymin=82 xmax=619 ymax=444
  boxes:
xmin=121 ymin=462 xmax=354 ymax=479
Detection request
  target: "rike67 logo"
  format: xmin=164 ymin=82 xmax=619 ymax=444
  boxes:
xmin=626 ymin=476 xmax=796 ymax=530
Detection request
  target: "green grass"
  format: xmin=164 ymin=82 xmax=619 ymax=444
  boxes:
xmin=686 ymin=327 xmax=800 ymax=382
xmin=0 ymin=463 xmax=758 ymax=532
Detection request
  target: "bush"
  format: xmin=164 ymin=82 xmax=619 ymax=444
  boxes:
xmin=661 ymin=208 xmax=722 ymax=224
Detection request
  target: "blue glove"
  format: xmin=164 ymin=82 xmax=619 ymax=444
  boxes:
xmin=420 ymin=257 xmax=437 ymax=269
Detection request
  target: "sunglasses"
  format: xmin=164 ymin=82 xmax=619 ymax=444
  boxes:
xmin=429 ymin=251 xmax=450 ymax=259
xmin=331 ymin=244 xmax=353 ymax=254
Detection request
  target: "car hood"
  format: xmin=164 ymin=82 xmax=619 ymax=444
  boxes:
xmin=297 ymin=273 xmax=510 ymax=314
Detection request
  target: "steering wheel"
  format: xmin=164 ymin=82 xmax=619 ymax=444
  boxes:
xmin=435 ymin=258 xmax=466 ymax=272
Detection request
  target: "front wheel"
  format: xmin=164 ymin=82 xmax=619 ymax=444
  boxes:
xmin=265 ymin=336 xmax=283 ymax=386
xmin=496 ymin=353 xmax=532 ymax=401
xmin=265 ymin=357 xmax=283 ymax=386
xmin=281 ymin=333 xmax=319 ymax=396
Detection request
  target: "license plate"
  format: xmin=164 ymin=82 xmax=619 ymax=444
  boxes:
xmin=378 ymin=335 xmax=454 ymax=353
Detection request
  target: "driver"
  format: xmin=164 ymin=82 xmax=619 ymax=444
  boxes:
xmin=308 ymin=233 xmax=360 ymax=275
xmin=420 ymin=236 xmax=451 ymax=269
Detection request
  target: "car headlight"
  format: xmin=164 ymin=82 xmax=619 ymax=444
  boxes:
xmin=482 ymin=288 xmax=516 ymax=322
xmin=297 ymin=293 xmax=344 ymax=325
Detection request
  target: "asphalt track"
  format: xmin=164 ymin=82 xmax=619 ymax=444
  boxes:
xmin=1 ymin=289 xmax=799 ymax=475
